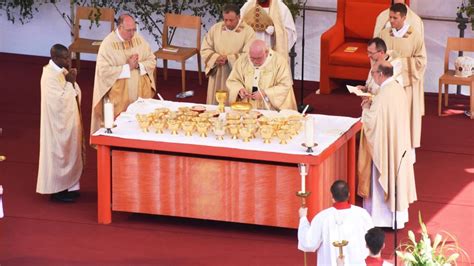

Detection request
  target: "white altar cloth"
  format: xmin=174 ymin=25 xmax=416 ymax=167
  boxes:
xmin=93 ymin=98 xmax=359 ymax=156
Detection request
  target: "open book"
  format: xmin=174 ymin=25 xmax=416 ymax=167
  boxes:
xmin=162 ymin=46 xmax=179 ymax=53
xmin=346 ymin=85 xmax=372 ymax=97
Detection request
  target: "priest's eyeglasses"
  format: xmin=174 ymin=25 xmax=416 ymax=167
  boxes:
xmin=367 ymin=50 xmax=382 ymax=56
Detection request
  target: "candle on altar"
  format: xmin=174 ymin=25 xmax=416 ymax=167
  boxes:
xmin=104 ymin=101 xmax=114 ymax=129
xmin=305 ymin=116 xmax=314 ymax=148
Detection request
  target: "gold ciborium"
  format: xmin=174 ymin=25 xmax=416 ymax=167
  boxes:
xmin=260 ymin=125 xmax=274 ymax=144
xmin=182 ymin=121 xmax=195 ymax=136
xmin=153 ymin=120 xmax=167 ymax=134
xmin=239 ymin=126 xmax=252 ymax=142
xmin=215 ymin=90 xmax=228 ymax=113
xmin=196 ymin=122 xmax=210 ymax=137
xmin=167 ymin=120 xmax=180 ymax=135
xmin=277 ymin=129 xmax=289 ymax=144
xmin=227 ymin=124 xmax=239 ymax=140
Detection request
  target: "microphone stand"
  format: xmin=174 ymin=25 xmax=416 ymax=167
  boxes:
xmin=394 ymin=150 xmax=406 ymax=266
xmin=297 ymin=0 xmax=313 ymax=113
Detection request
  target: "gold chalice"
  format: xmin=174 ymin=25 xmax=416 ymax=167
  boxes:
xmin=227 ymin=124 xmax=239 ymax=140
xmin=153 ymin=120 xmax=167 ymax=134
xmin=239 ymin=127 xmax=252 ymax=142
xmin=167 ymin=120 xmax=180 ymax=135
xmin=182 ymin=121 xmax=195 ymax=136
xmin=277 ymin=129 xmax=289 ymax=144
xmin=260 ymin=125 xmax=274 ymax=144
xmin=215 ymin=90 xmax=228 ymax=113
xmin=196 ymin=122 xmax=210 ymax=137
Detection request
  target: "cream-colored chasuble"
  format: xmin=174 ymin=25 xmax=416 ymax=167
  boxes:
xmin=241 ymin=0 xmax=297 ymax=58
xmin=37 ymin=63 xmax=83 ymax=194
xmin=379 ymin=26 xmax=426 ymax=148
xmin=358 ymin=79 xmax=417 ymax=228
xmin=201 ymin=21 xmax=255 ymax=105
xmin=91 ymin=31 xmax=156 ymax=135
xmin=226 ymin=49 xmax=297 ymax=111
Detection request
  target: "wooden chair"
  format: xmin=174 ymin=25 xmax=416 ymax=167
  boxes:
xmin=69 ymin=6 xmax=115 ymax=71
xmin=438 ymin=37 xmax=474 ymax=119
xmin=154 ymin=13 xmax=202 ymax=94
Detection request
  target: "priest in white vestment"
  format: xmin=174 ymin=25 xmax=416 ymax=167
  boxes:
xmin=298 ymin=180 xmax=374 ymax=266
xmin=358 ymin=37 xmax=403 ymax=95
xmin=373 ymin=0 xmax=424 ymax=39
xmin=358 ymin=61 xmax=417 ymax=229
xmin=91 ymin=14 xmax=156 ymax=135
xmin=378 ymin=3 xmax=426 ymax=151
xmin=37 ymin=44 xmax=83 ymax=202
xmin=240 ymin=0 xmax=297 ymax=59
xmin=226 ymin=40 xmax=297 ymax=111
xmin=201 ymin=4 xmax=255 ymax=105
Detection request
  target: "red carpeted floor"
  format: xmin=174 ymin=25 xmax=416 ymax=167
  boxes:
xmin=0 ymin=52 xmax=472 ymax=265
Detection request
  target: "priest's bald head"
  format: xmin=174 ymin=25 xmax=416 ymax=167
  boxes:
xmin=117 ymin=13 xmax=137 ymax=41
xmin=249 ymin=39 xmax=269 ymax=67
xmin=50 ymin=44 xmax=71 ymax=69
xmin=330 ymin=180 xmax=349 ymax=202
xmin=372 ymin=61 xmax=394 ymax=86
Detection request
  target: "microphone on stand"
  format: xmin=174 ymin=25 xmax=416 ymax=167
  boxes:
xmin=297 ymin=0 xmax=313 ymax=114
xmin=394 ymin=150 xmax=407 ymax=266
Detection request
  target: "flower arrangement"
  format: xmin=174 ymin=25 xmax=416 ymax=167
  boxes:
xmin=396 ymin=212 xmax=470 ymax=266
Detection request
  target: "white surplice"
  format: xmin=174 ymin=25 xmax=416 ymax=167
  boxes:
xmin=298 ymin=203 xmax=374 ymax=266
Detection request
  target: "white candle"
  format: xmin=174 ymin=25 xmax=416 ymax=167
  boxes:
xmin=305 ymin=116 xmax=314 ymax=147
xmin=301 ymin=174 xmax=306 ymax=193
xmin=104 ymin=101 xmax=114 ymax=129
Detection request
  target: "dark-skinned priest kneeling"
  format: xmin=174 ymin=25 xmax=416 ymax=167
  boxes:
xmin=298 ymin=180 xmax=374 ymax=265
xmin=226 ymin=39 xmax=296 ymax=111
xmin=358 ymin=61 xmax=417 ymax=229
xmin=91 ymin=13 xmax=156 ymax=135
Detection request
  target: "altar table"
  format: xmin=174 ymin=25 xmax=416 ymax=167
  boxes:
xmin=90 ymin=99 xmax=361 ymax=228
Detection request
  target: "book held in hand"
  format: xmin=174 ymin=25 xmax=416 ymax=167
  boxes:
xmin=346 ymin=85 xmax=372 ymax=97
xmin=162 ymin=47 xmax=179 ymax=53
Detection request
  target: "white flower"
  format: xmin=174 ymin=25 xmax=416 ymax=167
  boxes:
xmin=408 ymin=230 xmax=416 ymax=244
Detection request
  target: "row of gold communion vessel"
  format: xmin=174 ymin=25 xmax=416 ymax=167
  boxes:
xmin=135 ymin=106 xmax=304 ymax=144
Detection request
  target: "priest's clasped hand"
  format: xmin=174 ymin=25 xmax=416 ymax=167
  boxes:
xmin=127 ymin=54 xmax=139 ymax=69
xmin=216 ymin=55 xmax=228 ymax=66
xmin=65 ymin=68 xmax=77 ymax=84
xmin=299 ymin=207 xmax=308 ymax=218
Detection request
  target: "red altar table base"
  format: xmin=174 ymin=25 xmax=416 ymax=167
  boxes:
xmin=91 ymin=122 xmax=361 ymax=228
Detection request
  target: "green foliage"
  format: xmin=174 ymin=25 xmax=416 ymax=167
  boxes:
xmin=0 ymin=0 xmax=303 ymax=46
xmin=457 ymin=0 xmax=474 ymax=30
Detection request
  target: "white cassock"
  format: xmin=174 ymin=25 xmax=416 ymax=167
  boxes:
xmin=363 ymin=163 xmax=409 ymax=229
xmin=298 ymin=202 xmax=374 ymax=266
